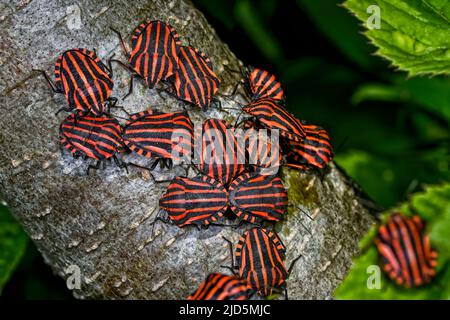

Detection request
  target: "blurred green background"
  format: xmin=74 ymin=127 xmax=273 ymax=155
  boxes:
xmin=0 ymin=0 xmax=448 ymax=299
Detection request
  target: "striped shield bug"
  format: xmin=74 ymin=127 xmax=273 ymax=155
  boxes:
xmin=158 ymin=175 xmax=228 ymax=228
xmin=246 ymin=66 xmax=284 ymax=102
xmin=172 ymin=46 xmax=221 ymax=111
xmin=223 ymin=228 xmax=301 ymax=297
xmin=60 ymin=113 xmax=127 ymax=173
xmin=195 ymin=118 xmax=246 ymax=187
xmin=110 ymin=20 xmax=181 ymax=97
xmin=122 ymin=109 xmax=194 ymax=170
xmin=284 ymin=122 xmax=333 ymax=171
xmin=229 ymin=173 xmax=288 ymax=224
xmin=34 ymin=48 xmax=116 ymax=116
xmin=375 ymin=213 xmax=438 ymax=288
xmin=242 ymin=98 xmax=306 ymax=143
xmin=224 ymin=65 xmax=284 ymax=104
xmin=242 ymin=125 xmax=281 ymax=174
xmin=188 ymin=273 xmax=248 ymax=300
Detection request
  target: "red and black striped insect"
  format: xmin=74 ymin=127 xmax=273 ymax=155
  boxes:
xmin=196 ymin=118 xmax=246 ymax=187
xmin=224 ymin=228 xmax=299 ymax=297
xmin=111 ymin=20 xmax=181 ymax=97
xmin=122 ymin=109 xmax=194 ymax=169
xmin=158 ymin=175 xmax=228 ymax=228
xmin=284 ymin=122 xmax=333 ymax=171
xmin=242 ymin=98 xmax=306 ymax=143
xmin=34 ymin=48 xmax=116 ymax=116
xmin=246 ymin=66 xmax=284 ymax=102
xmin=242 ymin=126 xmax=281 ymax=174
xmin=229 ymin=173 xmax=287 ymax=224
xmin=375 ymin=214 xmax=438 ymax=288
xmin=226 ymin=65 xmax=284 ymax=103
xmin=188 ymin=273 xmax=248 ymax=300
xmin=172 ymin=46 xmax=221 ymax=111
xmin=60 ymin=113 xmax=126 ymax=173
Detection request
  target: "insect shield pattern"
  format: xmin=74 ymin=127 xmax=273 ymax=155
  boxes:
xmin=246 ymin=66 xmax=284 ymax=102
xmin=234 ymin=228 xmax=288 ymax=297
xmin=111 ymin=20 xmax=181 ymax=92
xmin=159 ymin=175 xmax=228 ymax=228
xmin=128 ymin=20 xmax=181 ymax=88
xmin=35 ymin=15 xmax=340 ymax=299
xmin=59 ymin=114 xmax=127 ymax=173
xmin=173 ymin=46 xmax=221 ymax=111
xmin=228 ymin=173 xmax=288 ymax=224
xmin=122 ymin=109 xmax=194 ymax=168
xmin=375 ymin=214 xmax=438 ymax=288
xmin=195 ymin=118 xmax=246 ymax=188
xmin=35 ymin=48 xmax=116 ymax=116
xmin=188 ymin=273 xmax=249 ymax=300
xmin=283 ymin=122 xmax=334 ymax=171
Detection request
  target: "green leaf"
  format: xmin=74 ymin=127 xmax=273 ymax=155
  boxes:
xmin=344 ymin=0 xmax=450 ymax=76
xmin=334 ymin=183 xmax=450 ymax=299
xmin=351 ymin=82 xmax=408 ymax=104
xmin=352 ymin=77 xmax=450 ymax=122
xmin=297 ymin=0 xmax=375 ymax=69
xmin=400 ymin=77 xmax=450 ymax=122
xmin=335 ymin=151 xmax=400 ymax=206
xmin=0 ymin=204 xmax=28 ymax=294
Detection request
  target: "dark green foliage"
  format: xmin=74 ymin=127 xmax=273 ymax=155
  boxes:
xmin=0 ymin=205 xmax=27 ymax=293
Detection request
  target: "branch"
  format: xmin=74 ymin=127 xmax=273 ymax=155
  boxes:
xmin=0 ymin=0 xmax=376 ymax=299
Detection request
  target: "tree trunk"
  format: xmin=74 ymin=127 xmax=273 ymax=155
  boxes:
xmin=0 ymin=0 xmax=376 ymax=299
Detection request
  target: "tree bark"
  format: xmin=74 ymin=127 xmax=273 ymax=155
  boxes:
xmin=0 ymin=0 xmax=376 ymax=299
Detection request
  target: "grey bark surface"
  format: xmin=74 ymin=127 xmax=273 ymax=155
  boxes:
xmin=0 ymin=0 xmax=376 ymax=299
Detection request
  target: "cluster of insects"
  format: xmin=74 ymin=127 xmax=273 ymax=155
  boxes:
xmin=34 ymin=19 xmax=435 ymax=299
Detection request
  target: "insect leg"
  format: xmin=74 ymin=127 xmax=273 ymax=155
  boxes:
xmin=32 ymin=69 xmax=62 ymax=93
xmin=55 ymin=107 xmax=73 ymax=116
xmin=221 ymin=236 xmax=237 ymax=276
xmin=105 ymin=53 xmax=115 ymax=76
xmin=165 ymin=158 xmax=173 ymax=170
xmin=110 ymin=58 xmax=134 ymax=74
xmin=109 ymin=27 xmax=130 ymax=58
xmin=108 ymin=98 xmax=131 ymax=117
xmin=109 ymin=58 xmax=138 ymax=100
xmin=208 ymin=222 xmax=241 ymax=228
xmin=149 ymin=209 xmax=171 ymax=239
xmin=122 ymin=75 xmax=136 ymax=100
xmin=232 ymin=110 xmax=246 ymax=128
xmin=220 ymin=80 xmax=245 ymax=99
xmin=113 ymin=155 xmax=129 ymax=174
xmin=234 ymin=115 xmax=254 ymax=129
xmin=87 ymin=160 xmax=102 ymax=175
xmin=211 ymin=97 xmax=222 ymax=111
xmin=287 ymin=254 xmax=302 ymax=278
xmin=150 ymin=158 xmax=161 ymax=171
